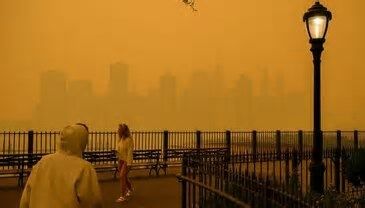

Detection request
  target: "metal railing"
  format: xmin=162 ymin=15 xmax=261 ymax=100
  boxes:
xmin=179 ymin=148 xmax=365 ymax=208
xmin=178 ymin=152 xmax=311 ymax=208
xmin=1 ymin=130 xmax=364 ymax=164
xmin=1 ymin=130 xmax=364 ymax=153
xmin=177 ymin=175 xmax=250 ymax=208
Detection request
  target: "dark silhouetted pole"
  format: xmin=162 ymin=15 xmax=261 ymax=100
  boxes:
xmin=225 ymin=130 xmax=231 ymax=156
xmin=335 ymin=130 xmax=342 ymax=192
xmin=309 ymin=38 xmax=325 ymax=193
xmin=28 ymin=130 xmax=34 ymax=168
xmin=354 ymin=130 xmax=359 ymax=150
xmin=163 ymin=130 xmax=169 ymax=165
xmin=196 ymin=130 xmax=201 ymax=149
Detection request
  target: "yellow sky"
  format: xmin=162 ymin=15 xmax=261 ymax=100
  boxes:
xmin=1 ymin=0 xmax=365 ymax=128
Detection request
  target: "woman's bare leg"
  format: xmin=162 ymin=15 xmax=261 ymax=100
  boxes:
xmin=126 ymin=166 xmax=132 ymax=191
xmin=119 ymin=162 xmax=127 ymax=196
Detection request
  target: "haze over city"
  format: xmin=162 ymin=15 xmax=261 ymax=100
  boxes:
xmin=1 ymin=0 xmax=365 ymax=130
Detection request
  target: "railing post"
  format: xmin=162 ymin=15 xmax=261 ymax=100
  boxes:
xmin=335 ymin=130 xmax=341 ymax=192
xmin=252 ymin=130 xmax=257 ymax=161
xmin=354 ymin=130 xmax=359 ymax=150
xmin=163 ymin=130 xmax=168 ymax=165
xmin=336 ymin=130 xmax=342 ymax=151
xmin=196 ymin=130 xmax=201 ymax=149
xmin=285 ymin=149 xmax=290 ymax=186
xmin=22 ymin=130 xmax=35 ymax=186
xmin=291 ymin=149 xmax=299 ymax=192
xmin=225 ymin=130 xmax=231 ymax=156
xmin=181 ymin=156 xmax=187 ymax=208
xmin=276 ymin=130 xmax=281 ymax=159
xmin=28 ymin=130 xmax=34 ymax=168
xmin=224 ymin=130 xmax=231 ymax=182
xmin=298 ymin=130 xmax=303 ymax=154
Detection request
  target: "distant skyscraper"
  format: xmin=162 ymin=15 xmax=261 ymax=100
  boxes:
xmin=260 ymin=68 xmax=269 ymax=97
xmin=68 ymin=80 xmax=93 ymax=98
xmin=36 ymin=70 xmax=67 ymax=129
xmin=40 ymin=70 xmax=67 ymax=105
xmin=212 ymin=64 xmax=224 ymax=95
xmin=159 ymin=73 xmax=177 ymax=128
xmin=107 ymin=62 xmax=130 ymax=126
xmin=108 ymin=62 xmax=129 ymax=98
xmin=233 ymin=74 xmax=253 ymax=129
xmin=183 ymin=70 xmax=214 ymax=129
xmin=160 ymin=73 xmax=177 ymax=107
xmin=211 ymin=64 xmax=226 ymax=129
xmin=275 ymin=73 xmax=285 ymax=97
xmin=67 ymin=80 xmax=94 ymax=123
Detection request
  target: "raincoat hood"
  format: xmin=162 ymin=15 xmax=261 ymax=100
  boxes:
xmin=57 ymin=124 xmax=88 ymax=157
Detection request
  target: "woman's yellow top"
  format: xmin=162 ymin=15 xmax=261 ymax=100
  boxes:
xmin=116 ymin=137 xmax=134 ymax=165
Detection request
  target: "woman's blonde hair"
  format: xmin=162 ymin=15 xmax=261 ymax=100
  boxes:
xmin=118 ymin=123 xmax=131 ymax=139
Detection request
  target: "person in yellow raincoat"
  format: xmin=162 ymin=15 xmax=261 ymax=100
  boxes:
xmin=20 ymin=123 xmax=103 ymax=208
xmin=115 ymin=123 xmax=134 ymax=203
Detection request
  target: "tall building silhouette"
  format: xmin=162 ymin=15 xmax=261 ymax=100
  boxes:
xmin=232 ymin=74 xmax=253 ymax=129
xmin=260 ymin=68 xmax=269 ymax=97
xmin=159 ymin=73 xmax=177 ymax=128
xmin=108 ymin=62 xmax=129 ymax=98
xmin=273 ymin=73 xmax=285 ymax=127
xmin=256 ymin=67 xmax=274 ymax=129
xmin=107 ymin=62 xmax=130 ymax=127
xmin=182 ymin=70 xmax=214 ymax=129
xmin=40 ymin=71 xmax=67 ymax=105
xmin=275 ymin=73 xmax=284 ymax=97
xmin=27 ymin=64 xmax=323 ymax=130
xmin=66 ymin=80 xmax=94 ymax=124
xmin=211 ymin=65 xmax=226 ymax=129
xmin=35 ymin=70 xmax=67 ymax=129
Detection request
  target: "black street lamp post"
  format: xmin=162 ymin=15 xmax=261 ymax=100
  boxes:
xmin=303 ymin=0 xmax=332 ymax=194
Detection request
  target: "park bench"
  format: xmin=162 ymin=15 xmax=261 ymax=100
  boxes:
xmin=0 ymin=154 xmax=24 ymax=186
xmin=0 ymin=149 xmax=162 ymax=186
xmin=84 ymin=149 xmax=162 ymax=177
xmin=0 ymin=153 xmax=45 ymax=186
xmin=131 ymin=149 xmax=161 ymax=175
xmin=159 ymin=147 xmax=229 ymax=175
xmin=84 ymin=151 xmax=119 ymax=178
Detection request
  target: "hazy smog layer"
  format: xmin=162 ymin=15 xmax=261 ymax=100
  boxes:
xmin=1 ymin=0 xmax=364 ymax=130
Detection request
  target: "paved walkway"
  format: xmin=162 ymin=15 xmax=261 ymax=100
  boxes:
xmin=0 ymin=169 xmax=181 ymax=208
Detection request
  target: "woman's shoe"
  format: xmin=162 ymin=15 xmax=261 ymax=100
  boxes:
xmin=125 ymin=189 xmax=133 ymax=197
xmin=126 ymin=186 xmax=134 ymax=197
xmin=115 ymin=196 xmax=127 ymax=203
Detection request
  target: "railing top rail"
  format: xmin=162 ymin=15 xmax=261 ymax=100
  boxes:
xmin=0 ymin=131 xmax=28 ymax=134
xmin=33 ymin=131 xmax=60 ymax=134
xmin=342 ymin=130 xmax=359 ymax=133
xmin=0 ymin=130 xmax=364 ymax=134
xmin=231 ymin=131 xmax=252 ymax=133
xmin=168 ymin=131 xmax=196 ymax=134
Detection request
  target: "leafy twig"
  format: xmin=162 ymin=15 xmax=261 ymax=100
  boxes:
xmin=182 ymin=0 xmax=197 ymax=12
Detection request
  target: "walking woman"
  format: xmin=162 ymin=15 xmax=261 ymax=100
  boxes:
xmin=115 ymin=123 xmax=134 ymax=203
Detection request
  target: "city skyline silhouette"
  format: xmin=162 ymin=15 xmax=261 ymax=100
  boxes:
xmin=1 ymin=61 xmax=363 ymax=131
xmin=1 ymin=0 xmax=365 ymax=130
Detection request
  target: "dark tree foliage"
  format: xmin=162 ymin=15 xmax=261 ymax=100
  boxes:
xmin=345 ymin=148 xmax=365 ymax=187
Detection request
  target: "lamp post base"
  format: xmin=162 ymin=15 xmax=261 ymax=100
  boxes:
xmin=309 ymin=161 xmax=326 ymax=193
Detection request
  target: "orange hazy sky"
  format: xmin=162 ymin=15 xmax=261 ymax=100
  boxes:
xmin=1 ymin=0 xmax=365 ymax=126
